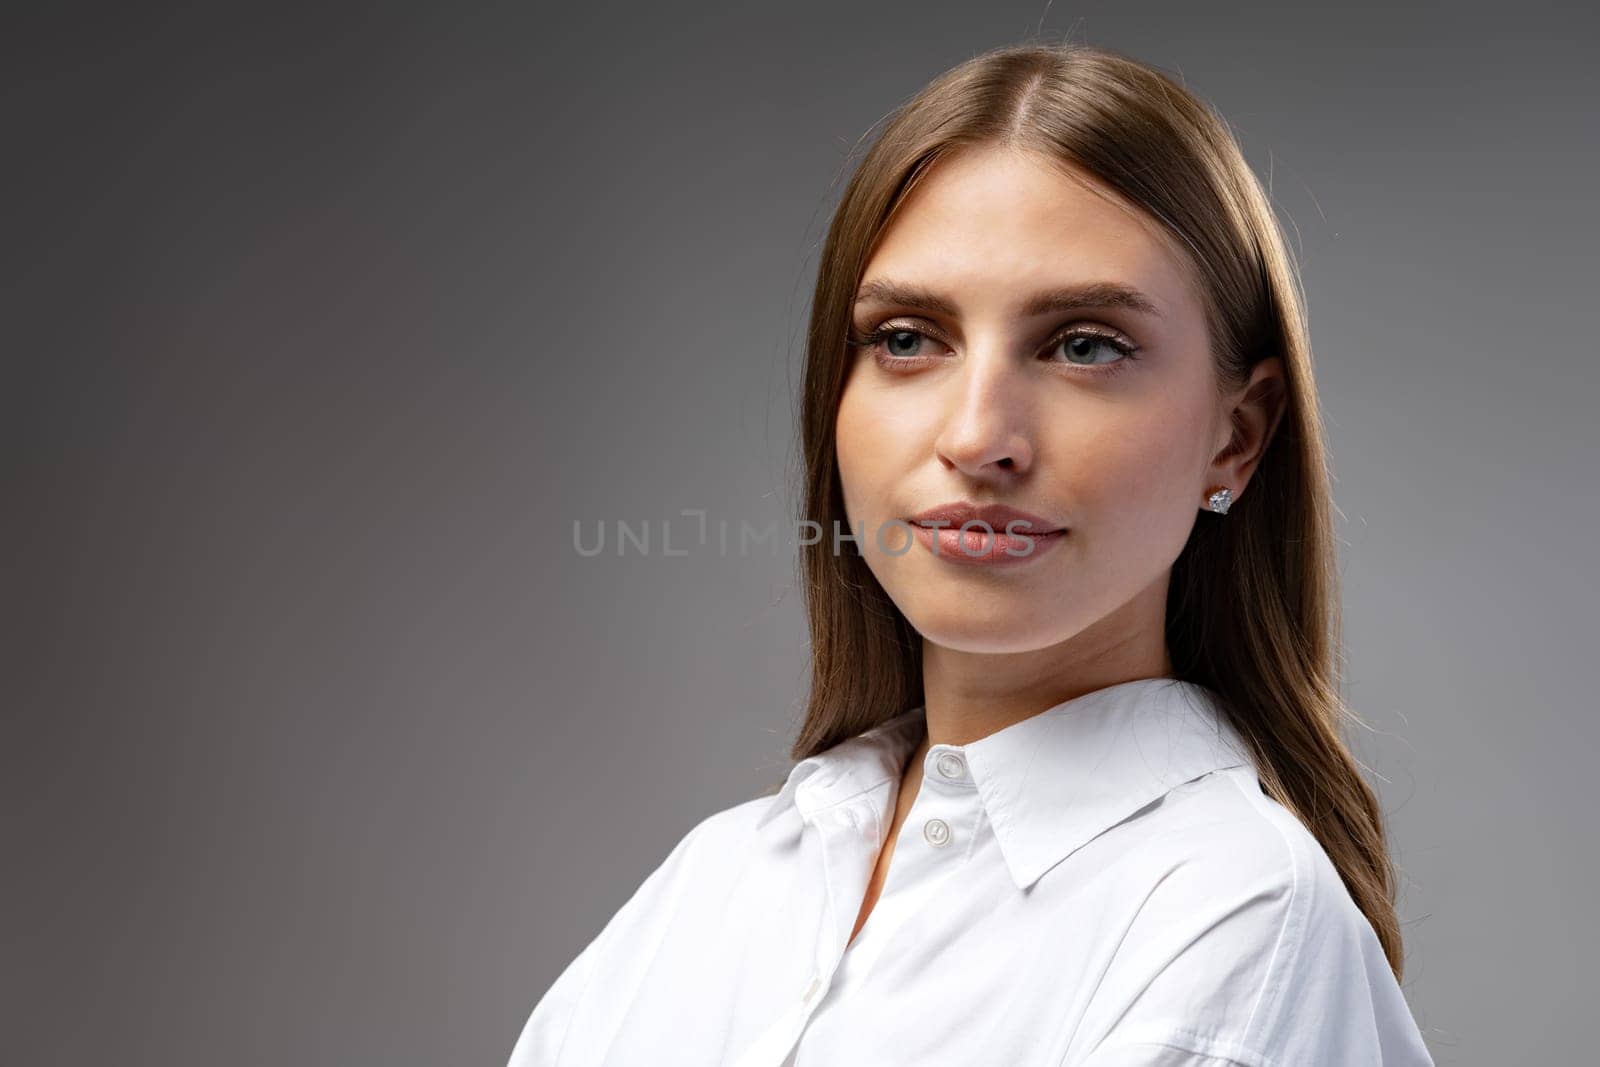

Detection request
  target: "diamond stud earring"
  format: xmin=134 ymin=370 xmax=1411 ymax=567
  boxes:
xmin=1205 ymin=487 xmax=1234 ymax=514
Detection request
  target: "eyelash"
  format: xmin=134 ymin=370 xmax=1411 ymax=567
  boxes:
xmin=845 ymin=321 xmax=1141 ymax=377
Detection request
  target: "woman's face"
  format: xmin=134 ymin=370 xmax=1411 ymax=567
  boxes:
xmin=836 ymin=144 xmax=1260 ymax=656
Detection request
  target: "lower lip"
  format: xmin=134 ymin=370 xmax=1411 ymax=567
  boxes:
xmin=909 ymin=524 xmax=1066 ymax=566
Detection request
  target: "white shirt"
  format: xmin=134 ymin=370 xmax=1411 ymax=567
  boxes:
xmin=507 ymin=677 xmax=1434 ymax=1066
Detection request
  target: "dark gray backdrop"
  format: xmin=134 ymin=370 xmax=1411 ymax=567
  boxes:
xmin=7 ymin=2 xmax=1596 ymax=1064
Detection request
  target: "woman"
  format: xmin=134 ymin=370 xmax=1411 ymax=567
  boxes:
xmin=509 ymin=42 xmax=1434 ymax=1066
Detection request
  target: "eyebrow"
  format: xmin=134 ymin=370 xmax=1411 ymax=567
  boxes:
xmin=852 ymin=278 xmax=1164 ymax=319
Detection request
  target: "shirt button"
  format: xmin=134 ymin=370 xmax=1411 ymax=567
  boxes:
xmin=935 ymin=753 xmax=966 ymax=780
xmin=802 ymin=974 xmax=822 ymax=1004
xmin=832 ymin=809 xmax=857 ymax=828
xmin=923 ymin=817 xmax=952 ymax=847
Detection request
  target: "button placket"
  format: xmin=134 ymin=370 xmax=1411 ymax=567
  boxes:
xmin=909 ymin=744 xmax=979 ymax=861
xmin=807 ymin=786 xmax=887 ymax=1002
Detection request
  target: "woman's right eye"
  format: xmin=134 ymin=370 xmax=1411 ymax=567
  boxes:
xmin=880 ymin=328 xmax=929 ymax=358
xmin=846 ymin=325 xmax=946 ymax=362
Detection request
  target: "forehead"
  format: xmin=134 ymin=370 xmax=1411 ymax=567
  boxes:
xmin=861 ymin=146 xmax=1200 ymax=318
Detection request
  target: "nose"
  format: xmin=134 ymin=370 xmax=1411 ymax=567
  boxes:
xmin=933 ymin=347 xmax=1035 ymax=479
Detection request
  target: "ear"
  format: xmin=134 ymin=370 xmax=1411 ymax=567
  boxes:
xmin=1207 ymin=357 xmax=1288 ymax=502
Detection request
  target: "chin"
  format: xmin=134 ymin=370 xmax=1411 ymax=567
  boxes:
xmin=900 ymin=598 xmax=1073 ymax=655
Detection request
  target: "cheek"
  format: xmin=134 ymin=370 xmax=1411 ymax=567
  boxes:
xmin=834 ymin=376 xmax=918 ymax=520
xmin=835 ymin=384 xmax=862 ymax=488
xmin=834 ymin=382 xmax=878 ymax=523
xmin=1066 ymin=401 xmax=1207 ymax=547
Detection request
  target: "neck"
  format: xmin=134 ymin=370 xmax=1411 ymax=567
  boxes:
xmin=915 ymin=582 xmax=1173 ymax=751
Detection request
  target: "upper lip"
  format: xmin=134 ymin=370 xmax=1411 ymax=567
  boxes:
xmin=907 ymin=501 xmax=1065 ymax=534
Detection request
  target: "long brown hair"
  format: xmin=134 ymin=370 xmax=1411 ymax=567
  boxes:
xmin=787 ymin=42 xmax=1407 ymax=979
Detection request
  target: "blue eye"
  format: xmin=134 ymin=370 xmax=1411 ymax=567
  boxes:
xmin=846 ymin=325 xmax=946 ymax=362
xmin=1052 ymin=331 xmax=1135 ymax=365
xmin=880 ymin=329 xmax=928 ymax=358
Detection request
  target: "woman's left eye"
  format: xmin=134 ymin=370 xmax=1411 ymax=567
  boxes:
xmin=1048 ymin=331 xmax=1136 ymax=367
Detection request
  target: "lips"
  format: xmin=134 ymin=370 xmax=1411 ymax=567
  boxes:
xmin=906 ymin=501 xmax=1065 ymax=536
xmin=903 ymin=501 xmax=1067 ymax=566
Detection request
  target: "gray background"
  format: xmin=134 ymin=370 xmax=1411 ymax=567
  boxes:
xmin=6 ymin=2 xmax=1596 ymax=1064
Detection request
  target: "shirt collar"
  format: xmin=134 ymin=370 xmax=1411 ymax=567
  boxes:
xmin=756 ymin=677 xmax=1254 ymax=891
xmin=754 ymin=706 xmax=926 ymax=833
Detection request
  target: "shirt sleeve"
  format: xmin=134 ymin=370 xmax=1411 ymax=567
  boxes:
xmin=503 ymin=814 xmax=711 ymax=1067
xmin=1067 ymin=807 xmax=1435 ymax=1067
